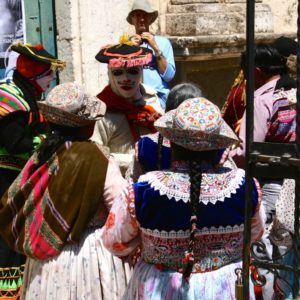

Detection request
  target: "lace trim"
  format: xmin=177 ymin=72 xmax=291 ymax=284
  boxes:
xmin=140 ymin=224 xmax=244 ymax=238
xmin=138 ymin=168 xmax=245 ymax=204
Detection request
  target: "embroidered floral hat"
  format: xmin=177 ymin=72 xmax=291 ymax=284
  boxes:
xmin=126 ymin=0 xmax=158 ymax=25
xmin=154 ymin=97 xmax=239 ymax=151
xmin=37 ymin=82 xmax=106 ymax=127
xmin=95 ymin=35 xmax=152 ymax=68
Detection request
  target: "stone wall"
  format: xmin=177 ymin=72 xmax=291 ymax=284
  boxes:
xmin=55 ymin=0 xmax=297 ymax=107
xmin=264 ymin=0 xmax=297 ymax=33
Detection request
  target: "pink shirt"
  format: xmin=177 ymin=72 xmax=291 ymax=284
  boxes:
xmin=104 ymin=155 xmax=128 ymax=210
xmin=230 ymin=78 xmax=279 ymax=168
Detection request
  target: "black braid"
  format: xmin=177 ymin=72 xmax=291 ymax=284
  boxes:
xmin=171 ymin=144 xmax=218 ymax=281
xmin=182 ymin=160 xmax=203 ymax=280
xmin=156 ymin=133 xmax=164 ymax=170
xmin=12 ymin=70 xmax=41 ymax=133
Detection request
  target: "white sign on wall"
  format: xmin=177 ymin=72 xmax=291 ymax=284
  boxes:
xmin=0 ymin=0 xmax=25 ymax=79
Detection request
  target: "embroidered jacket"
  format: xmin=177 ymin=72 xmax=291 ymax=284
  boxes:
xmin=103 ymin=162 xmax=265 ymax=273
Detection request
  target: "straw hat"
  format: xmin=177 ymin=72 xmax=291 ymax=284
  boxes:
xmin=154 ymin=97 xmax=239 ymax=151
xmin=126 ymin=0 xmax=158 ymax=25
xmin=37 ymin=82 xmax=106 ymax=127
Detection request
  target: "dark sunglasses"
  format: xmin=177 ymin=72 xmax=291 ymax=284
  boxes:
xmin=111 ymin=68 xmax=140 ymax=76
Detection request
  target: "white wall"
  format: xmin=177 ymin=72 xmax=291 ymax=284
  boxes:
xmin=264 ymin=0 xmax=297 ymax=34
xmin=56 ymin=0 xmax=132 ymax=95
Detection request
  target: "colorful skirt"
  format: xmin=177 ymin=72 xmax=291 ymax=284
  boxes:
xmin=0 ymin=265 xmax=24 ymax=300
xmin=122 ymin=260 xmax=256 ymax=300
xmin=0 ymin=237 xmax=26 ymax=300
xmin=21 ymin=227 xmax=132 ymax=300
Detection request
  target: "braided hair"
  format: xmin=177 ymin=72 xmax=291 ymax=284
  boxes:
xmin=172 ymin=144 xmax=218 ymax=280
xmin=156 ymin=133 xmax=163 ymax=170
xmin=182 ymin=159 xmax=202 ymax=279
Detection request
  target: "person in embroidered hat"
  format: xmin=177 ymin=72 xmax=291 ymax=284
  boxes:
xmin=0 ymin=82 xmax=132 ymax=300
xmin=102 ymin=97 xmax=266 ymax=299
xmin=125 ymin=82 xmax=204 ymax=183
xmin=127 ymin=0 xmax=176 ymax=108
xmin=126 ymin=82 xmax=238 ymax=184
xmin=91 ymin=35 xmax=163 ymax=175
xmin=0 ymin=42 xmax=65 ymax=300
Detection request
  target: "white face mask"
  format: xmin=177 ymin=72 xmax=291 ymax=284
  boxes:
xmin=35 ymin=69 xmax=55 ymax=92
xmin=108 ymin=66 xmax=142 ymax=99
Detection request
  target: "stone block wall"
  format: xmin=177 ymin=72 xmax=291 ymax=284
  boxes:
xmin=165 ymin=2 xmax=273 ymax=36
xmin=55 ymin=0 xmax=297 ymax=107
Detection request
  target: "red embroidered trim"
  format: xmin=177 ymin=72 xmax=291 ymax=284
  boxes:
xmin=126 ymin=186 xmax=137 ymax=221
xmin=103 ymin=48 xmax=143 ymax=57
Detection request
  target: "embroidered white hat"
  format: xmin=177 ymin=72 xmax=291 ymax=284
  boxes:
xmin=37 ymin=82 xmax=106 ymax=127
xmin=154 ymin=97 xmax=239 ymax=151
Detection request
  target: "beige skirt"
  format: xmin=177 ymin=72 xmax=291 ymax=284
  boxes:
xmin=21 ymin=227 xmax=132 ymax=300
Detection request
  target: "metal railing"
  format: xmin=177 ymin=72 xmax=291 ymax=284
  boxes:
xmin=240 ymin=0 xmax=300 ymax=299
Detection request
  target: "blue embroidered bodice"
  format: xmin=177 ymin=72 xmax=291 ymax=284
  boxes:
xmin=133 ymin=161 xmax=260 ymax=272
xmin=134 ymin=162 xmax=258 ymax=231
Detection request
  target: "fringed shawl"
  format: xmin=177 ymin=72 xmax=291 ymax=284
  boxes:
xmin=0 ymin=141 xmax=108 ymax=260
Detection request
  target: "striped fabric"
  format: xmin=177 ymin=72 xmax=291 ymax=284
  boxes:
xmin=0 ymin=141 xmax=108 ymax=260
xmin=266 ymin=88 xmax=296 ymax=143
xmin=0 ymin=148 xmax=30 ymax=171
xmin=0 ymin=79 xmax=32 ymax=171
xmin=0 ymin=79 xmax=30 ymax=119
xmin=0 ymin=265 xmax=24 ymax=300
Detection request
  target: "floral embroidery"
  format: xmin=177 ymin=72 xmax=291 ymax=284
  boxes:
xmin=140 ymin=226 xmax=244 ymax=273
xmin=126 ymin=185 xmax=137 ymax=221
